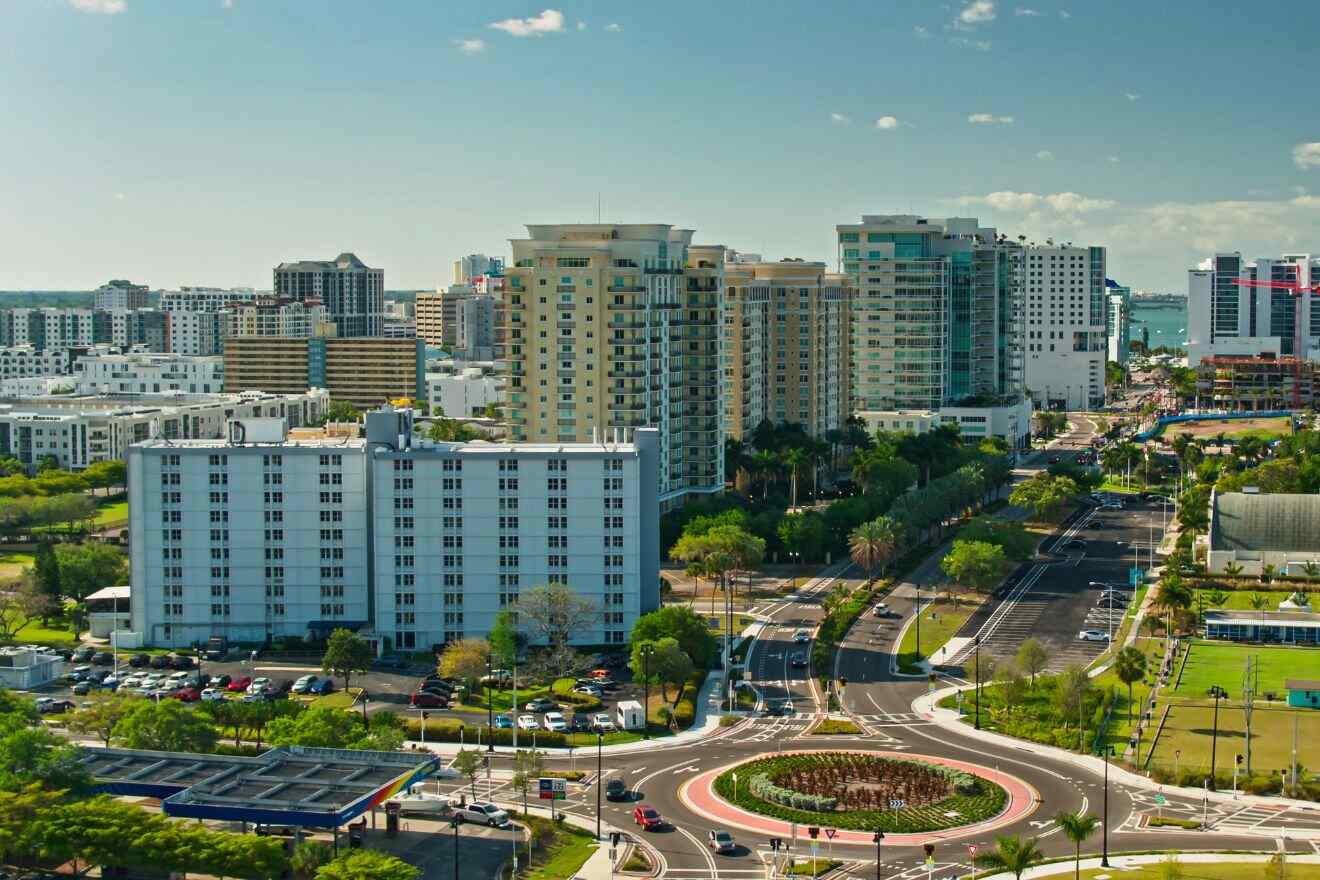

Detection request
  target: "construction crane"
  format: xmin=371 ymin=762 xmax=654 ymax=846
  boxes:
xmin=1230 ymin=275 xmax=1320 ymax=407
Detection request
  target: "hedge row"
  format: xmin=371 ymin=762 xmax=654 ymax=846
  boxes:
xmin=549 ymin=678 xmax=603 ymax=711
xmin=749 ymin=772 xmax=837 ymax=812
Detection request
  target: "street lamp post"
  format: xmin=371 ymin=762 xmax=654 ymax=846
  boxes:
xmin=1208 ymin=685 xmax=1227 ymax=789
xmin=486 ymin=657 xmax=495 ymax=752
xmin=1101 ymin=744 xmax=1112 ymax=867
xmin=872 ymin=830 xmax=884 ymax=880
xmin=596 ymin=732 xmax=604 ymax=841
xmin=974 ymin=635 xmax=982 ymax=731
xmin=450 ymin=815 xmax=461 ymax=880
xmin=641 ymin=644 xmax=654 ymax=740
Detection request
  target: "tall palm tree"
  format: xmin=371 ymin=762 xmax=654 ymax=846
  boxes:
xmin=723 ymin=438 xmax=747 ymax=490
xmin=1054 ymin=812 xmax=1100 ymax=880
xmin=782 ymin=447 xmax=807 ymax=509
xmin=849 ymin=517 xmax=900 ymax=582
xmin=824 ymin=428 xmax=845 ymax=477
xmin=1115 ymin=647 xmax=1147 ymax=725
xmin=748 ymin=450 xmax=778 ymax=500
xmin=1223 ymin=561 xmax=1244 ymax=580
xmin=973 ymin=836 xmax=1045 ymax=880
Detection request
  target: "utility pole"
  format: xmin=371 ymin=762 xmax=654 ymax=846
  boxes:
xmin=1207 ymin=685 xmax=1227 ymax=789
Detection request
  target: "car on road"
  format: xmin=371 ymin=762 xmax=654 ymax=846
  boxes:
xmin=226 ymin=676 xmax=251 ymax=692
xmin=309 ymin=678 xmax=335 ymax=695
xmin=633 ymin=805 xmax=663 ymax=831
xmin=873 ymin=603 xmax=899 ymax=619
xmin=524 ymin=697 xmax=558 ymax=713
xmin=763 ymin=699 xmax=794 ymax=716
xmin=39 ymin=698 xmax=75 ymax=714
xmin=708 ymin=831 xmax=736 ymax=854
xmin=517 ymin=714 xmax=540 ymax=731
xmin=789 ymin=652 xmax=807 ymax=668
xmin=543 ymin=712 xmax=568 ymax=732
xmin=493 ymin=714 xmax=513 ymax=729
xmin=793 ymin=630 xmax=810 ymax=643
xmin=1077 ymin=630 xmax=1111 ymax=642
xmin=409 ymin=691 xmax=447 ymax=708
xmin=246 ymin=677 xmax=271 ymax=695
xmin=454 ymin=802 xmax=508 ymax=827
xmin=592 ymin=713 xmax=616 ymax=732
xmin=291 ymin=675 xmax=318 ymax=694
xmin=72 ymin=680 xmax=95 ymax=695
xmin=200 ymin=688 xmax=226 ymax=702
xmin=1048 ymin=455 xmax=1061 ymax=464
xmin=605 ymin=778 xmax=629 ymax=801
xmin=169 ymin=654 xmax=194 ymax=670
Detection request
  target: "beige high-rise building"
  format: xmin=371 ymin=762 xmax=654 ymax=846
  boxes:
xmin=498 ymin=224 xmax=723 ymax=507
xmin=415 ymin=285 xmax=475 ymax=349
xmin=722 ymin=258 xmax=852 ymax=440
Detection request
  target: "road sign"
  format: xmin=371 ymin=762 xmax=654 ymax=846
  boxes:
xmin=888 ymin=799 xmax=906 ymax=809
xmin=1153 ymin=794 xmax=1166 ymax=805
xmin=824 ymin=828 xmax=836 ymax=840
xmin=968 ymin=844 xmax=977 ymax=857
xmin=1129 ymin=566 xmax=1142 ymax=587
xmin=538 ymin=778 xmax=566 ymax=800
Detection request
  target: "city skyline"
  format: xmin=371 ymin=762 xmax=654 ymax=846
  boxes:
xmin=3 ymin=0 xmax=1320 ymax=292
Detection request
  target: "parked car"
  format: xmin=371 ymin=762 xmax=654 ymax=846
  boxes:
xmin=101 ymin=675 xmax=120 ymax=690
xmin=409 ymin=691 xmax=448 ymax=708
xmin=517 ymin=714 xmax=540 ymax=731
xmin=632 ymin=805 xmax=663 ymax=831
xmin=170 ymin=654 xmax=194 ymax=670
xmin=789 ymin=652 xmax=808 ymax=669
xmin=592 ymin=713 xmax=616 ymax=732
xmin=454 ymin=802 xmax=508 ymax=827
xmin=605 ymin=778 xmax=629 ymax=801
xmin=291 ymin=675 xmax=318 ymax=694
xmin=88 ymin=668 xmax=110 ymax=683
xmin=128 ymin=653 xmax=150 ymax=668
xmin=72 ymin=646 xmax=95 ymax=663
xmin=68 ymin=664 xmax=93 ymax=682
xmin=208 ymin=674 xmax=232 ymax=688
xmin=46 ymin=699 xmax=75 ymax=714
xmin=792 ymin=630 xmax=810 ymax=643
xmin=592 ymin=678 xmax=618 ymax=690
xmin=246 ymin=677 xmax=271 ymax=695
xmin=569 ymin=715 xmax=594 ymax=733
xmin=227 ymin=676 xmax=252 ymax=692
xmin=421 ymin=678 xmax=454 ymax=694
xmin=171 ymin=687 xmax=202 ymax=702
xmin=372 ymin=655 xmax=410 ymax=670
xmin=200 ymin=688 xmax=226 ymax=702
xmin=309 ymin=678 xmax=335 ymax=695
xmin=493 ymin=714 xmax=514 ymax=729
xmin=543 ymin=712 xmax=568 ymax=732
xmin=524 ymin=697 xmax=558 ymax=713
xmin=572 ymin=684 xmax=603 ymax=698
xmin=72 ymin=680 xmax=94 ymax=695
xmin=149 ymin=654 xmax=171 ymax=669
xmin=708 ymin=831 xmax=736 ymax=854
xmin=91 ymin=651 xmax=114 ymax=666
xmin=1077 ymin=630 xmax=1110 ymax=642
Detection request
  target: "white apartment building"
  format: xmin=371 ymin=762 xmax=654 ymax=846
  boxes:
xmin=453 ymin=254 xmax=504 ymax=285
xmin=228 ymin=298 xmax=333 ymax=338
xmin=1186 ymin=252 xmax=1320 ymax=366
xmin=159 ymin=287 xmax=259 ymax=312
xmin=0 ymin=346 xmax=78 ymax=380
xmin=75 ymin=353 xmax=224 ymax=395
xmin=1107 ymin=285 xmax=1131 ymax=366
xmin=167 ymin=311 xmax=227 ymax=356
xmin=126 ymin=410 xmax=660 ymax=650
xmin=0 ymin=389 xmax=328 ymax=471
xmin=94 ymin=280 xmax=149 ymax=311
xmin=425 ymin=365 xmax=503 ymax=417
xmin=109 ymin=309 xmax=167 ymax=351
xmin=857 ymin=397 xmax=1034 ymax=449
xmin=456 ymin=295 xmax=495 ymax=360
xmin=1021 ymin=244 xmax=1108 ymax=411
xmin=0 ymin=309 xmax=102 ymax=349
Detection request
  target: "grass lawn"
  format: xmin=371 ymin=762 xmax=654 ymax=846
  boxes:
xmin=0 ymin=550 xmax=34 ymax=579
xmin=1162 ymin=415 xmax=1292 ymax=441
xmin=1095 ymin=635 xmax=1166 ymax=754
xmin=1195 ymin=589 xmax=1303 ymax=612
xmin=521 ymin=817 xmax=598 ymax=880
xmin=785 ymin=859 xmax=842 ymax=877
xmin=10 ymin=619 xmax=76 ymax=646
xmin=1150 ymin=701 xmax=1320 ymax=775
xmin=452 ymin=684 xmax=553 ymax=713
xmin=1172 ymin=641 xmax=1320 ymax=699
xmin=1078 ymin=860 xmax=1320 ymax=878
xmin=896 ymin=596 xmax=978 ymax=673
xmin=1097 ymin=477 xmax=1143 ymax=494
xmin=93 ymin=499 xmax=129 ymax=528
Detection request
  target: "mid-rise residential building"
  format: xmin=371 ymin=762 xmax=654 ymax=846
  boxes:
xmin=839 ymin=214 xmax=1025 ymax=409
xmin=499 ymin=223 xmax=723 ymax=507
xmin=166 ymin=311 xmax=227 ymax=356
xmin=0 ymin=309 xmax=107 ymax=349
xmin=453 ymin=254 xmax=504 ymax=285
xmin=75 ymin=353 xmax=224 ymax=396
xmin=857 ymin=397 xmax=1035 ymax=449
xmin=425 ymin=362 xmax=503 ymax=417
xmin=274 ymin=252 xmax=383 ymax=338
xmin=1106 ymin=283 xmax=1131 ymax=366
xmin=228 ymin=297 xmax=333 ymax=338
xmin=126 ymin=410 xmax=659 ymax=649
xmin=1186 ymin=252 xmax=1320 ymax=367
xmin=0 ymin=346 xmax=83 ymax=381
xmin=382 ymin=319 xmax=416 ymax=339
xmin=0 ymin=389 xmax=327 ymax=471
xmin=159 ymin=287 xmax=259 ymax=313
xmin=456 ymin=295 xmax=495 ymax=360
xmin=1193 ymin=354 xmax=1318 ymax=411
xmin=415 ymin=285 xmax=474 ymax=350
xmin=1020 ymin=244 xmax=1107 ymax=410
xmin=721 ymin=258 xmax=851 ymax=439
xmin=109 ymin=309 xmax=167 ymax=352
xmin=223 ymin=337 xmax=425 ymax=409
xmin=94 ymin=280 xmax=149 ymax=311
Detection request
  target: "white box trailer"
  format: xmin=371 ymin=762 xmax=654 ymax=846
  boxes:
xmin=615 ymin=700 xmax=645 ymax=731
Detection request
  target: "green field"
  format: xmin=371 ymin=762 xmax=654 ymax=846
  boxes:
xmin=1173 ymin=641 xmax=1320 ymax=699
xmin=1079 ymin=862 xmax=1320 ymax=879
xmin=896 ymin=597 xmax=978 ymax=673
xmin=1161 ymin=415 xmax=1292 ymax=442
xmin=1150 ymin=702 xmax=1320 ymax=775
xmin=10 ymin=619 xmax=76 ymax=646
xmin=93 ymin=499 xmax=129 ymax=528
xmin=0 ymin=550 xmax=34 ymax=578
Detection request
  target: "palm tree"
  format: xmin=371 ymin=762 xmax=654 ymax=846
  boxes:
xmin=1248 ymin=592 xmax=1269 ymax=611
xmin=1054 ymin=811 xmax=1100 ymax=880
xmin=723 ymin=438 xmax=747 ymax=490
xmin=1260 ymin=563 xmax=1276 ymax=584
xmin=748 ymin=450 xmax=778 ymax=500
xmin=1223 ymin=561 xmax=1243 ymax=580
xmin=1303 ymin=561 xmax=1320 ymax=581
xmin=1115 ymin=646 xmax=1148 ymax=725
xmin=824 ymin=428 xmax=845 ymax=476
xmin=782 ymin=447 xmax=807 ymax=509
xmin=973 ymin=836 xmax=1045 ymax=880
xmin=849 ymin=517 xmax=900 ymax=582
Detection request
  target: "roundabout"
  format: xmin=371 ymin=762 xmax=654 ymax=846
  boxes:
xmin=679 ymin=749 xmax=1040 ymax=847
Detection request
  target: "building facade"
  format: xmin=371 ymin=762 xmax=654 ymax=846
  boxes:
xmin=159 ymin=287 xmax=259 ymax=313
xmin=127 ymin=411 xmax=659 ymax=649
xmin=75 ymin=353 xmax=224 ymax=396
xmin=721 ymin=258 xmax=851 ymax=439
xmin=1106 ymin=284 xmax=1131 ymax=366
xmin=415 ymin=285 xmax=474 ymax=350
xmin=1021 ymin=244 xmax=1107 ymax=411
xmin=94 ymin=280 xmax=149 ymax=311
xmin=166 ymin=311 xmax=227 ymax=357
xmin=0 ymin=389 xmax=328 ymax=471
xmin=228 ymin=298 xmax=333 ymax=338
xmin=499 ymin=224 xmax=723 ymax=507
xmin=456 ymin=295 xmax=495 ymax=360
xmin=274 ymin=253 xmax=383 ymax=338
xmin=109 ymin=309 xmax=167 ymax=352
xmin=1193 ymin=354 xmax=1317 ymax=411
xmin=453 ymin=254 xmax=504 ymax=285
xmin=0 ymin=346 xmax=80 ymax=380
xmin=0 ymin=309 xmax=107 ymax=349
xmin=425 ymin=364 xmax=502 ymax=417
xmin=1186 ymin=252 xmax=1320 ymax=367
xmin=223 ymin=337 xmax=425 ymax=409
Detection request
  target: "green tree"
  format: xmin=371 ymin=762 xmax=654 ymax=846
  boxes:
xmin=321 ymin=627 xmax=372 ymax=691
xmin=451 ymin=748 xmax=482 ymax=798
xmin=320 ymin=401 xmax=362 ymax=425
xmin=1016 ymin=639 xmax=1049 ymax=688
xmin=997 ymin=661 xmax=1028 ymax=715
xmin=32 ymin=541 xmax=61 ymax=624
xmin=31 ymin=469 xmax=88 ymax=497
xmin=510 ymin=749 xmax=545 ymax=815
xmin=291 ymin=842 xmax=335 ymax=880
xmin=53 ymin=542 xmax=126 ymax=602
xmin=112 ymin=699 xmax=218 ymax=753
xmin=670 ymin=524 xmax=766 ymax=611
xmin=1053 ymin=664 xmax=1092 ymax=729
xmin=0 ymin=723 xmax=91 ymax=793
xmin=1248 ymin=591 xmax=1270 ymax=611
xmin=265 ymin=705 xmax=403 ymax=751
xmin=776 ymin=510 xmax=827 ymax=562
xmin=1054 ymin=811 xmax=1100 ymax=880
xmin=489 ymin=610 xmax=519 ymax=669
xmin=1009 ymin=472 xmax=1080 ymax=521
xmin=316 ymin=850 xmax=419 ymax=880
xmin=427 ymin=418 xmax=480 ymax=443
xmin=65 ymin=693 xmax=134 ymax=748
xmin=629 ymin=637 xmax=693 ymax=701
xmin=849 ymin=516 xmax=901 ymax=581
xmin=972 ymin=835 xmax=1045 ymax=880
xmin=940 ymin=540 xmax=1008 ymax=595
xmin=0 ymin=785 xmax=46 ymax=864
xmin=439 ymin=638 xmax=491 ymax=695
xmin=82 ymin=460 xmax=127 ymax=496
xmin=628 ymin=605 xmax=718 ymax=670
xmin=1115 ymin=647 xmax=1148 ymax=726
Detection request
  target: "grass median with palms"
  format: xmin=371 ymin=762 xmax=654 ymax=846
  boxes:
xmin=896 ymin=596 xmax=978 ymax=673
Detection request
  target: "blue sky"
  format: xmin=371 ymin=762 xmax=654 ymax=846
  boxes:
xmin=3 ymin=0 xmax=1320 ymax=292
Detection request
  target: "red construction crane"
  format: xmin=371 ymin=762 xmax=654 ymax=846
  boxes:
xmin=1231 ymin=276 xmax=1320 ymax=407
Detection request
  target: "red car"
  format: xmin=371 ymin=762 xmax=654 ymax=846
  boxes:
xmin=226 ymin=676 xmax=252 ymax=692
xmin=410 ymin=691 xmax=447 ymax=708
xmin=170 ymin=687 xmax=202 ymax=702
xmin=632 ymin=804 xmax=663 ymax=831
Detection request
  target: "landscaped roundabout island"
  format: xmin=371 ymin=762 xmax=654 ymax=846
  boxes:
xmin=712 ymin=752 xmax=1009 ymax=833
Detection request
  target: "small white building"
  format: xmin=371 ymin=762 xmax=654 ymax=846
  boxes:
xmin=1203 ymin=488 xmax=1320 ymax=575
xmin=425 ymin=365 xmax=502 ymax=418
xmin=75 ymin=352 xmax=224 ymax=395
xmin=858 ymin=397 xmax=1033 ymax=449
xmin=86 ymin=584 xmax=132 ymax=639
xmin=615 ymin=700 xmax=645 ymax=731
xmin=0 ymin=646 xmax=64 ymax=689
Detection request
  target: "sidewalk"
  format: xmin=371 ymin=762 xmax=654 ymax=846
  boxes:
xmin=975 ymin=852 xmax=1320 ymax=880
xmin=912 ymin=683 xmax=1320 ymax=821
xmin=496 ymin=799 xmax=620 ymax=880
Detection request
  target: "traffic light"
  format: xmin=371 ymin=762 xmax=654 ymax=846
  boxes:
xmin=769 ymin=837 xmax=782 ymax=852
xmin=924 ymin=844 xmax=935 ymax=857
xmin=1236 ymin=754 xmax=1244 ymax=766
xmin=421 ymin=711 xmax=430 ymax=720
xmin=808 ymin=827 xmax=820 ymax=840
xmin=610 ymin=832 xmax=622 ymax=847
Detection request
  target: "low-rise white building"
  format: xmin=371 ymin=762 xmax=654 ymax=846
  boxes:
xmin=1203 ymin=488 xmax=1320 ymax=576
xmin=425 ymin=364 xmax=502 ymax=417
xmin=0 ymin=346 xmax=78 ymax=380
xmin=159 ymin=287 xmax=259 ymax=312
xmin=75 ymin=352 xmax=224 ymax=395
xmin=0 ymin=389 xmax=328 ymax=471
xmin=858 ymin=397 xmax=1033 ymax=449
xmin=0 ymin=647 xmax=63 ymax=689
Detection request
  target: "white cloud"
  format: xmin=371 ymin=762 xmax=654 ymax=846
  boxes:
xmin=454 ymin=38 xmax=486 ymax=55
xmin=1014 ymin=7 xmax=1040 ymax=15
xmin=955 ymin=191 xmax=1117 ymax=215
xmin=604 ymin=22 xmax=622 ymax=32
xmin=576 ymin=20 xmax=586 ymax=30
xmin=1293 ymin=143 xmax=1320 ymax=170
xmin=1124 ymin=92 xmax=1141 ymax=101
xmin=1106 ymin=155 xmax=1121 ymax=164
xmin=955 ymin=0 xmax=996 ymax=27
xmin=874 ymin=116 xmax=900 ymax=130
xmin=969 ymin=113 xmax=1014 ymax=125
xmin=950 ymin=37 xmax=993 ymax=50
xmin=221 ymin=0 xmax=233 ymax=7
xmin=1036 ymin=150 xmax=1055 ymax=160
xmin=114 ymin=193 xmax=126 ymax=201
xmin=489 ymin=9 xmax=565 ymax=37
xmin=914 ymin=25 xmax=930 ymax=37
xmin=69 ymin=0 xmax=126 ymax=13
xmin=830 ymin=112 xmax=852 ymax=126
